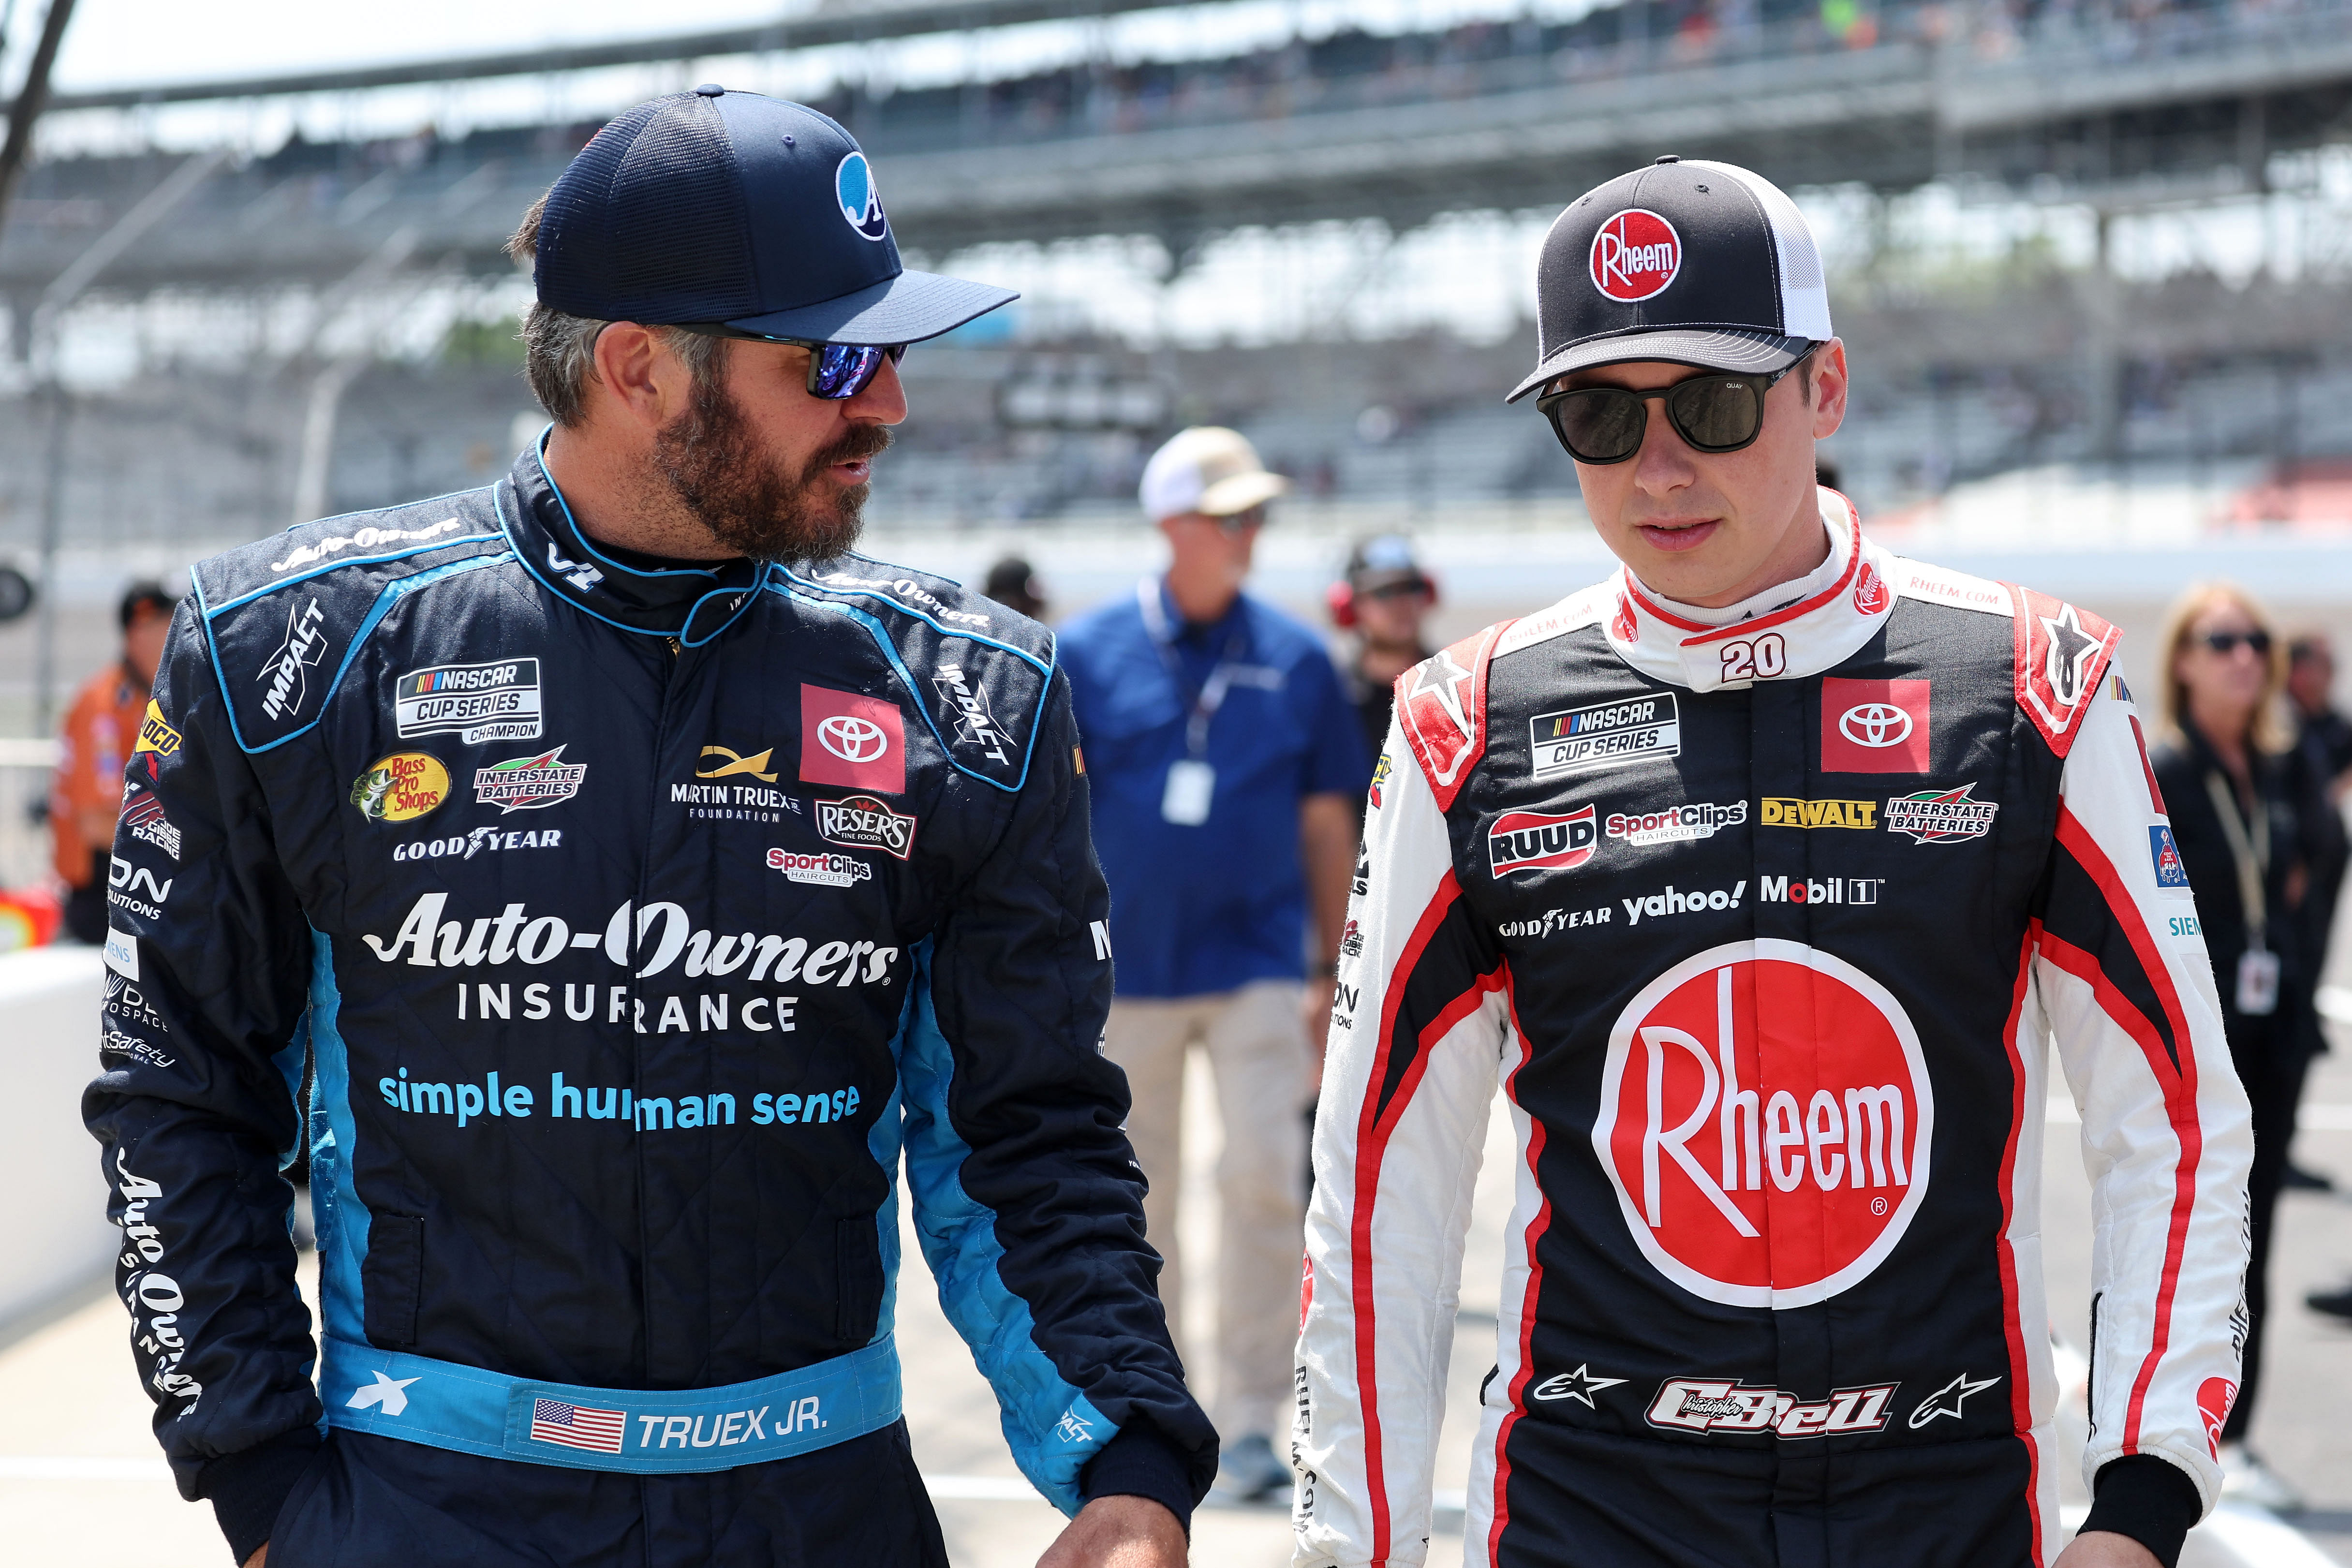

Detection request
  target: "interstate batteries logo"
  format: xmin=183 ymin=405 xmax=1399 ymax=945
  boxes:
xmin=350 ymin=753 xmax=451 ymax=823
xmin=1884 ymin=783 xmax=1999 ymax=844
xmin=395 ymin=659 xmax=543 ymax=745
xmin=473 ymin=746 xmax=586 ymax=814
xmin=1489 ymin=805 xmax=1598 ymax=876
xmin=1529 ymin=693 xmax=1680 ymax=780
xmin=1608 ymin=799 xmax=1746 ymax=847
xmin=816 ymin=794 xmax=916 ymax=860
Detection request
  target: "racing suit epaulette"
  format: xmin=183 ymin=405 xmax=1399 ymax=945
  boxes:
xmin=189 ymin=490 xmax=512 ymax=754
xmin=775 ymin=556 xmax=1057 ymax=794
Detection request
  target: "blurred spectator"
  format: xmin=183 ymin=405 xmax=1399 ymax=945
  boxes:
xmin=981 ymin=555 xmax=1049 ymax=620
xmin=2284 ymin=632 xmax=2348 ymax=1192
xmin=1328 ymin=534 xmax=1436 ymax=765
xmin=1058 ymin=427 xmax=1369 ymax=1503
xmin=2150 ymin=583 xmax=2317 ymax=1510
xmin=50 ymin=582 xmax=174 ymax=945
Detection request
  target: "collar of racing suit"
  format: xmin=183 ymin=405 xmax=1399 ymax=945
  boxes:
xmin=1605 ymin=488 xmax=1895 ymax=694
xmin=496 ymin=438 xmax=769 ymax=645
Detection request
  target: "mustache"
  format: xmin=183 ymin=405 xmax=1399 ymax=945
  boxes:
xmin=804 ymin=424 xmax=893 ymax=480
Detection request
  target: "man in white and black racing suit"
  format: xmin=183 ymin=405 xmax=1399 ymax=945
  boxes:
xmin=1293 ymin=158 xmax=2253 ymax=1568
xmin=86 ymin=90 xmax=1209 ymax=1568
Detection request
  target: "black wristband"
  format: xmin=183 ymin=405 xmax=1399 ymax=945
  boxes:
xmin=198 ymin=1428 xmax=325 ymax=1565
xmin=2080 ymin=1454 xmax=2204 ymax=1568
xmin=1078 ymin=1423 xmax=1198 ymax=1538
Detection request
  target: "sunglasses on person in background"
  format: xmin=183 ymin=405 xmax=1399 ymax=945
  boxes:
xmin=1536 ymin=349 xmax=1816 ymax=465
xmin=2200 ymin=629 xmax=2273 ymax=657
xmin=676 ymin=325 xmax=909 ymax=399
xmin=1203 ymin=506 xmax=1268 ymax=535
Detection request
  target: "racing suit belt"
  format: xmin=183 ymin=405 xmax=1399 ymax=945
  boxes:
xmin=320 ymin=1334 xmax=902 ymax=1474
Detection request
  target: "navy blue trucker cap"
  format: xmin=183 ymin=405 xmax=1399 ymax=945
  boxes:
xmin=534 ymin=85 xmax=1016 ymax=344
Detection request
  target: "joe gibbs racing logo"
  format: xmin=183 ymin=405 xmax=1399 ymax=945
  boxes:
xmin=1592 ymin=941 xmax=1933 ymax=1309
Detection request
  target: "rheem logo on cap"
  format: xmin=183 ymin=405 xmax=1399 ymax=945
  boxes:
xmin=1589 ymin=209 xmax=1682 ymax=302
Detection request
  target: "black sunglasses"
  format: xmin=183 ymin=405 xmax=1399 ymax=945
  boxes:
xmin=2200 ymin=629 xmax=2273 ymax=657
xmin=1536 ymin=348 xmax=1816 ymax=465
xmin=675 ymin=324 xmax=908 ymax=399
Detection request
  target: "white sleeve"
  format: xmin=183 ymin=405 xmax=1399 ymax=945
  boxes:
xmin=1292 ymin=717 xmax=1509 ymax=1568
xmin=2033 ymin=680 xmax=2252 ymax=1514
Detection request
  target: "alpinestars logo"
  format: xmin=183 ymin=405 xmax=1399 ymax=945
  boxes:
xmin=1489 ymin=806 xmax=1598 ymax=876
xmin=932 ymin=664 xmax=1009 ymax=764
xmin=258 ymin=598 xmax=327 ymax=721
xmin=1645 ymin=1377 xmax=1897 ymax=1439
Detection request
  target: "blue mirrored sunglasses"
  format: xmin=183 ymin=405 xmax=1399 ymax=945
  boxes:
xmin=675 ymin=325 xmax=908 ymax=399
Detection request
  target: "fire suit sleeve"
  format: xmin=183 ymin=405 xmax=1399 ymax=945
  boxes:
xmin=2031 ymin=678 xmax=2252 ymax=1541
xmin=896 ymin=666 xmax=1216 ymax=1522
xmin=1294 ymin=713 xmax=1509 ymax=1568
xmin=80 ymin=600 xmax=323 ymax=1561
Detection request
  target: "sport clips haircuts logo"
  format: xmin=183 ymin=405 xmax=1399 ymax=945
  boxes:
xmin=1589 ymin=209 xmax=1682 ymax=303
xmin=1593 ymin=941 xmax=1932 ymax=1309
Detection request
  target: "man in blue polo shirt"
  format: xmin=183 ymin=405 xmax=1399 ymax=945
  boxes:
xmin=1059 ymin=426 xmax=1369 ymax=1502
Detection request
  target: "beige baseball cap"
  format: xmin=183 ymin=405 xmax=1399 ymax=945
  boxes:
xmin=1139 ymin=426 xmax=1290 ymax=522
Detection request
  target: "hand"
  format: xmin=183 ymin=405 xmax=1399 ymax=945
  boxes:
xmin=243 ymin=1548 xmax=267 ymax=1568
xmin=2053 ymin=1531 xmax=2161 ymax=1568
xmin=1035 ymin=1494 xmax=1186 ymax=1568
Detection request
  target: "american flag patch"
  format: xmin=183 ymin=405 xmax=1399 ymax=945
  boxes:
xmin=529 ymin=1398 xmax=627 ymax=1453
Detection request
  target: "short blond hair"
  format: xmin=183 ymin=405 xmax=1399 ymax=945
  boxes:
xmin=2156 ymin=581 xmax=2294 ymax=754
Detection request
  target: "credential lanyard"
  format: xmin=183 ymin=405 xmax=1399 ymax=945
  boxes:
xmin=2204 ymin=769 xmax=2272 ymax=951
xmin=1137 ymin=576 xmax=1248 ymax=758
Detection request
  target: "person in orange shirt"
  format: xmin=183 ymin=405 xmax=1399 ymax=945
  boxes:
xmin=53 ymin=582 xmax=175 ymax=944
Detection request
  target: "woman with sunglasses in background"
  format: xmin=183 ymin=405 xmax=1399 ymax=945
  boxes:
xmin=2152 ymin=582 xmax=2324 ymax=1512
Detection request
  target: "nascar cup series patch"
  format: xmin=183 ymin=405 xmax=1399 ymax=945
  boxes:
xmin=396 ymin=659 xmax=543 ymax=745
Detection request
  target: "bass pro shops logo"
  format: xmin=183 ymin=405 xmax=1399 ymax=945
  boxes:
xmin=1592 ymin=941 xmax=1933 ymax=1309
xmin=1589 ymin=209 xmax=1682 ymax=303
xmin=1488 ymin=805 xmax=1597 ymax=876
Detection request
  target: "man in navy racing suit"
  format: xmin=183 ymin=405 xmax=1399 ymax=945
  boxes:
xmin=85 ymin=88 xmax=1211 ymax=1568
xmin=1292 ymin=158 xmax=2253 ymax=1568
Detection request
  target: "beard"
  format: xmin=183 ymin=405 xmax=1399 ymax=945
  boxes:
xmin=652 ymin=371 xmax=889 ymax=564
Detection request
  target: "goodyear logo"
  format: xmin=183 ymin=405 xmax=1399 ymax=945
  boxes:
xmin=1759 ymin=798 xmax=1879 ymax=830
xmin=133 ymin=700 xmax=182 ymax=757
xmin=351 ymin=752 xmax=451 ymax=823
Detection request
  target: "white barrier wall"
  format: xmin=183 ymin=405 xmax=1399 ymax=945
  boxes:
xmin=0 ymin=945 xmax=118 ymax=1325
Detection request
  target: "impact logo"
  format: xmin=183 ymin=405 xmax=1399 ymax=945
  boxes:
xmin=1593 ymin=941 xmax=1932 ymax=1309
xmin=1489 ymin=805 xmax=1598 ymax=876
xmin=1588 ymin=209 xmax=1682 ymax=303
xmin=836 ymin=151 xmax=889 ymax=241
xmin=932 ymin=663 xmax=1009 ymax=765
xmin=258 ymin=598 xmax=327 ymax=722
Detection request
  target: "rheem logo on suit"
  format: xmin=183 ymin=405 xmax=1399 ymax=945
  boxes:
xmin=1489 ymin=805 xmax=1598 ymax=876
xmin=1593 ymin=941 xmax=1932 ymax=1309
xmin=396 ymin=659 xmax=543 ymax=744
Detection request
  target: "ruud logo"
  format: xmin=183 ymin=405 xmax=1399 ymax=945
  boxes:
xmin=1589 ymin=209 xmax=1682 ymax=302
xmin=1488 ymin=805 xmax=1597 ymax=876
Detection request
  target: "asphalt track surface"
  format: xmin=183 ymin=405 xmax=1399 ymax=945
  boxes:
xmin=3 ymin=1042 xmax=2349 ymax=1566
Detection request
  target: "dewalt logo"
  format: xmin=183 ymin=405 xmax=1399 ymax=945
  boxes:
xmin=1759 ymin=798 xmax=1878 ymax=831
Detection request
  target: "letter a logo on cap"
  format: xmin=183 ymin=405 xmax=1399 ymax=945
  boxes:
xmin=1589 ymin=209 xmax=1682 ymax=302
xmin=835 ymin=152 xmax=888 ymax=241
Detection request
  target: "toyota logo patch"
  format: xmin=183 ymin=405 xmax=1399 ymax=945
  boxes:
xmin=1837 ymin=703 xmax=1913 ymax=749
xmin=818 ymin=714 xmax=889 ymax=763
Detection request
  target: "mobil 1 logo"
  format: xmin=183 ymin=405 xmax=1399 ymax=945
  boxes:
xmin=1529 ymin=693 xmax=1680 ymax=781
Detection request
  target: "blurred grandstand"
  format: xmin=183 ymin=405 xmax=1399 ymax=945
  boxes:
xmin=4 ymin=0 xmax=2352 ymax=547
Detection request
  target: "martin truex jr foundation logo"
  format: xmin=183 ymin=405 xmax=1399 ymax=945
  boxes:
xmin=1593 ymin=941 xmax=1932 ymax=1309
xmin=816 ymin=795 xmax=916 ymax=860
xmin=1589 ymin=209 xmax=1682 ymax=302
xmin=1489 ymin=805 xmax=1597 ymax=876
xmin=1645 ymin=1377 xmax=1898 ymax=1439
